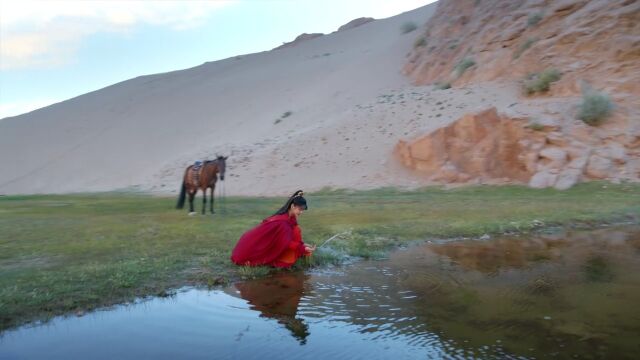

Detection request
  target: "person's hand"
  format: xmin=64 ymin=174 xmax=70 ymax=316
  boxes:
xmin=304 ymin=244 xmax=316 ymax=254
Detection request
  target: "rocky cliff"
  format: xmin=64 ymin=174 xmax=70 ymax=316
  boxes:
xmin=396 ymin=0 xmax=640 ymax=189
xmin=404 ymin=0 xmax=639 ymax=103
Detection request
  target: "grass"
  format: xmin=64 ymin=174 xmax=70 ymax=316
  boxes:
xmin=237 ymin=266 xmax=272 ymax=280
xmin=414 ymin=36 xmax=427 ymax=49
xmin=578 ymin=90 xmax=613 ymax=126
xmin=401 ymin=21 xmax=418 ymax=34
xmin=1 ymin=182 xmax=640 ymax=331
xmin=513 ymin=37 xmax=537 ymax=59
xmin=454 ymin=57 xmax=476 ymax=77
xmin=527 ymin=12 xmax=543 ymax=27
xmin=523 ymin=69 xmax=561 ymax=95
xmin=527 ymin=122 xmax=545 ymax=131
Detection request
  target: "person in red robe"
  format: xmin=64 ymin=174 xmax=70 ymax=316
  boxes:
xmin=231 ymin=190 xmax=316 ymax=268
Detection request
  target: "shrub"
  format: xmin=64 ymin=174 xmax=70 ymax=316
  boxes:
xmin=527 ymin=122 xmax=545 ymax=131
xmin=513 ymin=37 xmax=537 ymax=59
xmin=434 ymin=82 xmax=451 ymax=90
xmin=528 ymin=12 xmax=543 ymax=27
xmin=578 ymin=90 xmax=613 ymax=126
xmin=454 ymin=57 xmax=476 ymax=76
xmin=414 ymin=36 xmax=427 ymax=48
xmin=523 ymin=69 xmax=561 ymax=95
xmin=401 ymin=21 xmax=418 ymax=34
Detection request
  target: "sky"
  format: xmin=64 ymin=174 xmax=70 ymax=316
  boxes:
xmin=0 ymin=0 xmax=435 ymax=119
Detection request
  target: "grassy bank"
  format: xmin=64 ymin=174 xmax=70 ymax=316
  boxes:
xmin=1 ymin=182 xmax=639 ymax=331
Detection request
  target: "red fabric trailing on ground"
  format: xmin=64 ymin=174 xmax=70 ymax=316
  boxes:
xmin=231 ymin=214 xmax=306 ymax=267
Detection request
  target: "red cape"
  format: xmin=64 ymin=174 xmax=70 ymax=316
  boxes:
xmin=231 ymin=214 xmax=297 ymax=266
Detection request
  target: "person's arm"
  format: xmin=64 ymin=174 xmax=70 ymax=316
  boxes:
xmin=291 ymin=225 xmax=315 ymax=256
xmin=303 ymin=243 xmax=316 ymax=256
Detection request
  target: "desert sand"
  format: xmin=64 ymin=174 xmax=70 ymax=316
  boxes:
xmin=1 ymin=0 xmax=638 ymax=196
xmin=0 ymin=4 xmax=435 ymax=195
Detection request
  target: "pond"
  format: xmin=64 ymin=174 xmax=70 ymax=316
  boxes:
xmin=2 ymin=226 xmax=640 ymax=359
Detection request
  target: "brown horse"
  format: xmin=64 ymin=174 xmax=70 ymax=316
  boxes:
xmin=176 ymin=156 xmax=227 ymax=214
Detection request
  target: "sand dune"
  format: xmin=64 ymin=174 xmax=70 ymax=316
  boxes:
xmin=0 ymin=3 xmax=530 ymax=196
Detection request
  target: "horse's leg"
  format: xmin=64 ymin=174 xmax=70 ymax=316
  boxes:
xmin=210 ymin=185 xmax=215 ymax=214
xmin=188 ymin=190 xmax=195 ymax=213
xmin=201 ymin=188 xmax=207 ymax=215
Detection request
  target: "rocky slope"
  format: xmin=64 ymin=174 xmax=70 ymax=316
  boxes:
xmin=396 ymin=0 xmax=640 ymax=189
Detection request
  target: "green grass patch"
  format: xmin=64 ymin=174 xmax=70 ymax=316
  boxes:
xmin=1 ymin=182 xmax=639 ymax=331
xmin=454 ymin=57 xmax=476 ymax=77
xmin=526 ymin=122 xmax=545 ymax=131
xmin=513 ymin=37 xmax=537 ymax=59
xmin=523 ymin=69 xmax=561 ymax=95
xmin=401 ymin=21 xmax=418 ymax=34
xmin=414 ymin=36 xmax=427 ymax=48
xmin=578 ymin=90 xmax=613 ymax=126
xmin=527 ymin=12 xmax=544 ymax=27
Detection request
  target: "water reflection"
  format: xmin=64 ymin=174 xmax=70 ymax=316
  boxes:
xmin=361 ymin=227 xmax=640 ymax=358
xmin=2 ymin=226 xmax=640 ymax=359
xmin=227 ymin=272 xmax=310 ymax=344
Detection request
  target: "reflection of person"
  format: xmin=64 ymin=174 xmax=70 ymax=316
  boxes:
xmin=231 ymin=190 xmax=316 ymax=268
xmin=234 ymin=272 xmax=310 ymax=344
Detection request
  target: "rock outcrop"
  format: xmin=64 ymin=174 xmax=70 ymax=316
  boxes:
xmin=274 ymin=33 xmax=324 ymax=49
xmin=396 ymin=0 xmax=640 ymax=189
xmin=338 ymin=17 xmax=375 ymax=32
xmin=404 ymin=0 xmax=640 ymax=106
xmin=395 ymin=108 xmax=542 ymax=184
xmin=395 ymin=107 xmax=640 ymax=189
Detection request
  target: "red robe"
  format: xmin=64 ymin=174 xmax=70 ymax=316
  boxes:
xmin=231 ymin=214 xmax=308 ymax=268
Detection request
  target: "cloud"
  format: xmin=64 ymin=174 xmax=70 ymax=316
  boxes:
xmin=0 ymin=0 xmax=235 ymax=70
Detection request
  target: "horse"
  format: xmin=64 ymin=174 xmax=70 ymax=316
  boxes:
xmin=176 ymin=155 xmax=227 ymax=214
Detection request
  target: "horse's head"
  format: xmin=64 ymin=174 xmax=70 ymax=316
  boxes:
xmin=216 ymin=155 xmax=228 ymax=181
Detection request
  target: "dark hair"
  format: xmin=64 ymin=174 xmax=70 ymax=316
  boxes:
xmin=274 ymin=190 xmax=308 ymax=215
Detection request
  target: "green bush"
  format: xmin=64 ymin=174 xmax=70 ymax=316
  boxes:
xmin=434 ymin=82 xmax=451 ymax=90
xmin=454 ymin=57 xmax=476 ymax=76
xmin=527 ymin=122 xmax=545 ymax=131
xmin=523 ymin=69 xmax=561 ymax=95
xmin=414 ymin=36 xmax=427 ymax=48
xmin=401 ymin=21 xmax=418 ymax=34
xmin=578 ymin=90 xmax=613 ymax=126
xmin=513 ymin=37 xmax=537 ymax=59
xmin=528 ymin=12 xmax=543 ymax=27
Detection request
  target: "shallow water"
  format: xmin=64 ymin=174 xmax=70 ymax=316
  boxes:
xmin=2 ymin=226 xmax=640 ymax=359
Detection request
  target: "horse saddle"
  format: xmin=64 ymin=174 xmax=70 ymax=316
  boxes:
xmin=193 ymin=160 xmax=203 ymax=171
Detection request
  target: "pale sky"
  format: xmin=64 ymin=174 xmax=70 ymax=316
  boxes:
xmin=0 ymin=0 xmax=435 ymax=119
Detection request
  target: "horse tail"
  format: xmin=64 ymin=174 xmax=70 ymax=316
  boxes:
xmin=176 ymin=180 xmax=187 ymax=209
